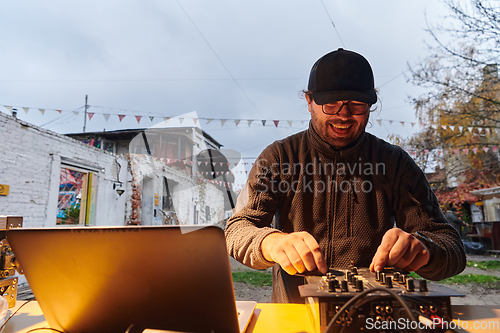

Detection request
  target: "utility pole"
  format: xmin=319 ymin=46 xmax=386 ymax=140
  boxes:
xmin=83 ymin=95 xmax=88 ymax=133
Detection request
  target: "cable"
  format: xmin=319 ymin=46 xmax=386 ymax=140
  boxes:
xmin=0 ymin=300 xmax=33 ymax=332
xmin=324 ymin=287 xmax=422 ymax=333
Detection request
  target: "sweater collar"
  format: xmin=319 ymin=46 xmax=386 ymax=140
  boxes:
xmin=307 ymin=121 xmax=369 ymax=157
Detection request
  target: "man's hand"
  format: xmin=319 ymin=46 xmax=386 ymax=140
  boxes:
xmin=369 ymin=228 xmax=430 ymax=273
xmin=261 ymin=231 xmax=328 ymax=275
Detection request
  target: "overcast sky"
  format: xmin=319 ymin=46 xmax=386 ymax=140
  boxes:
xmin=0 ymin=0 xmax=449 ymax=169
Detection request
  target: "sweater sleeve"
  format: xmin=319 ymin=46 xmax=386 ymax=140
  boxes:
xmin=392 ymin=149 xmax=466 ymax=280
xmin=225 ymin=144 xmax=284 ymax=270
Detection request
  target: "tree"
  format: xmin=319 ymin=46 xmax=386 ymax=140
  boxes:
xmin=404 ymin=0 xmax=500 ymax=205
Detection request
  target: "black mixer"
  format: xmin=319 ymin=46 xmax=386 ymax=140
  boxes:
xmin=298 ymin=267 xmax=464 ymax=333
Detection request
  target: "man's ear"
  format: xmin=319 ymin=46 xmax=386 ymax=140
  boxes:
xmin=305 ymin=94 xmax=312 ymax=113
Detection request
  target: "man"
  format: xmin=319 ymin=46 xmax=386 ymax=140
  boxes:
xmin=445 ymin=206 xmax=469 ymax=239
xmin=225 ymin=49 xmax=466 ymax=303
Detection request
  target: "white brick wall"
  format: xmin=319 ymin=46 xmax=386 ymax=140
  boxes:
xmin=0 ymin=112 xmax=127 ymax=227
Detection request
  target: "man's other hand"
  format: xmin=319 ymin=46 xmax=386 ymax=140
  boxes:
xmin=261 ymin=231 xmax=328 ymax=275
xmin=369 ymin=228 xmax=430 ymax=273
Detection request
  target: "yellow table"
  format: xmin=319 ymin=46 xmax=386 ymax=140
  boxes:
xmin=2 ymin=301 xmax=500 ymax=333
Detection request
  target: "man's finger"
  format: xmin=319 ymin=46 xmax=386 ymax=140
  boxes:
xmin=370 ymin=232 xmax=399 ymax=271
xmin=303 ymin=236 xmax=327 ymax=273
xmin=291 ymin=240 xmax=314 ymax=273
xmin=272 ymin=249 xmax=298 ymax=275
xmin=386 ymin=235 xmax=412 ymax=267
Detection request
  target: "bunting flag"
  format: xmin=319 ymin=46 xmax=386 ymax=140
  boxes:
xmin=3 ymin=103 xmax=500 ymax=136
xmin=88 ymin=113 xmax=94 ymax=120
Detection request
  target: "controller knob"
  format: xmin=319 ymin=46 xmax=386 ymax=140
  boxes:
xmin=328 ymin=278 xmax=337 ymax=292
xmin=356 ymin=279 xmax=364 ymax=292
xmin=341 ymin=280 xmax=349 ymax=292
xmin=419 ymin=279 xmax=428 ymax=292
xmin=406 ymin=278 xmax=415 ymax=292
xmin=385 ymin=276 xmax=393 ymax=288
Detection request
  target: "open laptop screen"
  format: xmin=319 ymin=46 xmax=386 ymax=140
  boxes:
xmin=7 ymin=225 xmax=240 ymax=333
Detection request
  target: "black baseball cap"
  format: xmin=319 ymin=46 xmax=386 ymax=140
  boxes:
xmin=308 ymin=48 xmax=377 ymax=105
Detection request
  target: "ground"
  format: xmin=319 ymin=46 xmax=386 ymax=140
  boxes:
xmin=230 ymin=254 xmax=500 ymax=305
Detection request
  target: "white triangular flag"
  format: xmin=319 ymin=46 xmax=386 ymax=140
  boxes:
xmin=103 ymin=114 xmax=110 ymax=121
xmin=39 ymin=109 xmax=45 ymax=115
xmin=221 ymin=119 xmax=227 ymax=127
xmin=287 ymin=120 xmax=293 ymax=127
xmin=247 ymin=119 xmax=254 ymax=127
xmin=23 ymin=107 xmax=29 ymax=114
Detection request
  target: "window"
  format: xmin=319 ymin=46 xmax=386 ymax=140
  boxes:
xmin=57 ymin=166 xmax=97 ymax=225
xmin=205 ymin=206 xmax=211 ymax=222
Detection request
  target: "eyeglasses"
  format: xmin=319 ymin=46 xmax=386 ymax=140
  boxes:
xmin=321 ymin=101 xmax=370 ymax=116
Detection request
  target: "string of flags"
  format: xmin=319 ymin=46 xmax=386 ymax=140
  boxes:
xmin=406 ymin=146 xmax=499 ymax=157
xmin=6 ymin=103 xmax=500 ymax=133
xmin=3 ymin=104 xmax=422 ymax=129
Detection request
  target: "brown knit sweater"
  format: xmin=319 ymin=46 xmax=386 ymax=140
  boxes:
xmin=225 ymin=123 xmax=466 ymax=303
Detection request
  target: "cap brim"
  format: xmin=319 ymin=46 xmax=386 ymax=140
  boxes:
xmin=313 ymin=90 xmax=377 ymax=105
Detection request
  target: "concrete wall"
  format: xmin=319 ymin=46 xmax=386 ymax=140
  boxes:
xmin=0 ymin=112 xmax=127 ymax=227
xmin=125 ymin=154 xmax=224 ymax=226
xmin=0 ymin=112 xmax=227 ymax=228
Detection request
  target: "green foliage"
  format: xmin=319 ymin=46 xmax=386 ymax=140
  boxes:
xmin=232 ymin=271 xmax=272 ymax=287
xmin=63 ymin=204 xmax=80 ymax=223
xmin=466 ymin=260 xmax=500 ymax=270
xmin=408 ymin=271 xmax=500 ymax=285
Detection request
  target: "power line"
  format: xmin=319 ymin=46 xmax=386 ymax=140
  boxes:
xmin=174 ymin=0 xmax=264 ymax=118
xmin=319 ymin=0 xmax=345 ymax=48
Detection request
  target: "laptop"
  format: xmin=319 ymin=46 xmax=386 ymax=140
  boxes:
xmin=7 ymin=225 xmax=256 ymax=333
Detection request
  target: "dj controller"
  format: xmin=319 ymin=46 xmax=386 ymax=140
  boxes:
xmin=298 ymin=267 xmax=465 ymax=333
